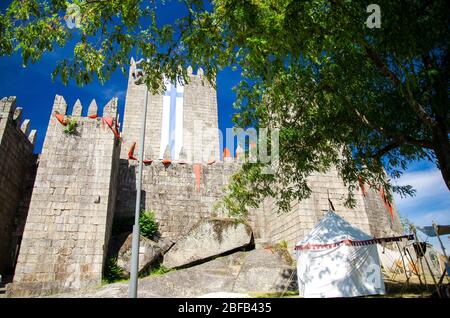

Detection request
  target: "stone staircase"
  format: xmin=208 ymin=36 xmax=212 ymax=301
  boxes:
xmin=0 ymin=275 xmax=13 ymax=297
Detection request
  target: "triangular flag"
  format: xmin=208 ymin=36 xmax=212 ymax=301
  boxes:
xmin=193 ymin=164 xmax=201 ymax=192
xmin=54 ymin=113 xmax=67 ymax=126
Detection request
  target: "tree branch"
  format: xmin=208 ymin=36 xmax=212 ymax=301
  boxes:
xmin=354 ymin=108 xmax=433 ymax=149
xmin=362 ymin=44 xmax=436 ymax=129
xmin=372 ymin=142 xmax=399 ymax=159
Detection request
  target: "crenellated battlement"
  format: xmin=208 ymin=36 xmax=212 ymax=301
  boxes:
xmin=122 ymin=60 xmax=220 ymax=162
xmin=0 ymin=96 xmax=37 ymax=277
xmin=50 ymin=94 xmax=118 ymax=119
xmin=129 ymin=57 xmax=209 ymax=84
xmin=43 ymin=95 xmax=120 ymax=150
xmin=0 ymin=96 xmax=37 ymax=146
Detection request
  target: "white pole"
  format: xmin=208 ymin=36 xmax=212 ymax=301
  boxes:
xmin=129 ymin=63 xmax=148 ymax=298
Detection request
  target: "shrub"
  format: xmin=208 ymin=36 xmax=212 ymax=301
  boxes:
xmin=103 ymin=257 xmax=125 ymax=284
xmin=111 ymin=210 xmax=159 ymax=239
xmin=63 ymin=118 xmax=78 ymax=135
xmin=139 ymin=209 xmax=159 ymax=239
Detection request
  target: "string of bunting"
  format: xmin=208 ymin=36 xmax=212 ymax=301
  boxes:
xmin=53 ymin=111 xmax=223 ymax=191
xmin=294 ymin=234 xmax=414 ymax=251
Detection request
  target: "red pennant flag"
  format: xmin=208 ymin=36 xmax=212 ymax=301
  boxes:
xmin=358 ymin=176 xmax=366 ymax=196
xmin=128 ymin=142 xmax=152 ymax=165
xmin=379 ymin=187 xmax=395 ymax=222
xmin=223 ymin=147 xmax=231 ymax=159
xmin=102 ymin=116 xmax=121 ymax=139
xmin=128 ymin=142 xmax=138 ymax=161
xmin=161 ymin=159 xmax=172 ymax=168
xmin=193 ymin=164 xmax=201 ymax=192
xmin=54 ymin=113 xmax=67 ymax=126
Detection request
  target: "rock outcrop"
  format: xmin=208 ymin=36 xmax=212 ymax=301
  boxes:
xmin=50 ymin=249 xmax=297 ymax=298
xmin=163 ymin=218 xmax=254 ymax=269
xmin=109 ymin=233 xmax=174 ymax=277
xmin=232 ymin=249 xmax=296 ymax=293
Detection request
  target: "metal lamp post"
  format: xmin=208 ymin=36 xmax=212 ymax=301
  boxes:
xmin=129 ymin=59 xmax=148 ymax=298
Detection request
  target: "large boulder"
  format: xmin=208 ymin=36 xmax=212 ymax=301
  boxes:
xmin=109 ymin=233 xmax=174 ymax=277
xmin=50 ymin=249 xmax=297 ymax=298
xmin=232 ymin=249 xmax=297 ymax=293
xmin=163 ymin=218 xmax=254 ymax=269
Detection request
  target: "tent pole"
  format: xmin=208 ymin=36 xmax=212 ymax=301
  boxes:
xmin=410 ymin=225 xmax=428 ymax=289
xmin=432 ymin=222 xmax=450 ymax=289
xmin=412 ymin=226 xmax=441 ymax=297
xmin=433 ymin=222 xmax=449 ymax=261
xmin=405 ymin=247 xmax=423 ymax=285
xmin=395 ymin=241 xmax=410 ymax=287
xmin=437 ymin=268 xmax=447 ymax=285
xmin=404 ymin=247 xmax=426 ymax=297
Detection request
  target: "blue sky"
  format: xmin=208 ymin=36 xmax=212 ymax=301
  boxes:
xmin=0 ymin=2 xmax=448 ymax=254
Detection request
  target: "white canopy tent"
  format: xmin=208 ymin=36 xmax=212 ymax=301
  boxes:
xmin=296 ymin=211 xmax=386 ymax=298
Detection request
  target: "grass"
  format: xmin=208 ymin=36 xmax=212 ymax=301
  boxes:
xmin=250 ymin=274 xmax=442 ymax=298
xmin=139 ymin=265 xmax=173 ymax=278
xmin=369 ymin=275 xmax=438 ymax=298
xmin=250 ymin=291 xmax=299 ymax=298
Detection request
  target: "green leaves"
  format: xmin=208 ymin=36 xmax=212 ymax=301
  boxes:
xmin=139 ymin=210 xmax=159 ymax=239
xmin=2 ymin=0 xmax=448 ymax=215
xmin=216 ymin=0 xmax=449 ymax=215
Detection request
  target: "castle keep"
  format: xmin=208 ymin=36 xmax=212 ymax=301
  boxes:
xmin=0 ymin=62 xmax=403 ymax=296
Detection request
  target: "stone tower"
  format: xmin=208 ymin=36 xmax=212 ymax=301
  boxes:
xmin=120 ymin=59 xmax=220 ymax=163
xmin=0 ymin=97 xmax=37 ymax=278
xmin=9 ymin=96 xmax=121 ymax=296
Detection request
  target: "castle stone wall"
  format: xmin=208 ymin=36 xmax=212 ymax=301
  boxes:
xmin=116 ymin=155 xmax=403 ymax=250
xmin=120 ymin=65 xmax=164 ymax=160
xmin=182 ymin=70 xmax=221 ymax=162
xmin=8 ymin=96 xmax=120 ymax=296
xmin=120 ymin=64 xmax=220 ymax=162
xmin=250 ymin=167 xmax=403 ymax=253
xmin=362 ymin=184 xmax=403 ymax=237
xmin=0 ymin=97 xmax=36 ymax=277
xmin=116 ymin=161 xmax=240 ymax=239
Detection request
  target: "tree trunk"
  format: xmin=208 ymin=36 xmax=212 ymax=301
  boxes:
xmin=433 ymin=121 xmax=450 ymax=191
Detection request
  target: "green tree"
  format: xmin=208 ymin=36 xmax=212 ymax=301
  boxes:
xmin=1 ymin=0 xmax=448 ymax=216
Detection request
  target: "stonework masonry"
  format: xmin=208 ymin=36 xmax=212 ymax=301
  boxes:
xmin=116 ymin=161 xmax=240 ymax=238
xmin=252 ymin=168 xmax=403 ymax=252
xmin=0 ymin=97 xmax=36 ymax=278
xmin=120 ymin=63 xmax=220 ymax=162
xmin=2 ymin=63 xmax=403 ymax=296
xmin=7 ymin=96 xmax=120 ymax=296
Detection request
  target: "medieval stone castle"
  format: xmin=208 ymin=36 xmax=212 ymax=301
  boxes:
xmin=0 ymin=60 xmax=403 ymax=296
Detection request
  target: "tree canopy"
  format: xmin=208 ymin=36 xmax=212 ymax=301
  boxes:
xmin=1 ymin=0 xmax=448 ymax=215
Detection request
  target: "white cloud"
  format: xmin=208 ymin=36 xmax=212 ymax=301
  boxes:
xmin=102 ymin=87 xmax=126 ymax=100
xmin=393 ymin=168 xmax=449 ymax=210
xmin=407 ymin=209 xmax=450 ymax=226
xmin=393 ymin=167 xmax=450 ymax=252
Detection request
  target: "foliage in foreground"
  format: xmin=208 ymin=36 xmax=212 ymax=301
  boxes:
xmin=1 ymin=0 xmax=448 ymax=216
xmin=103 ymin=257 xmax=126 ymax=284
